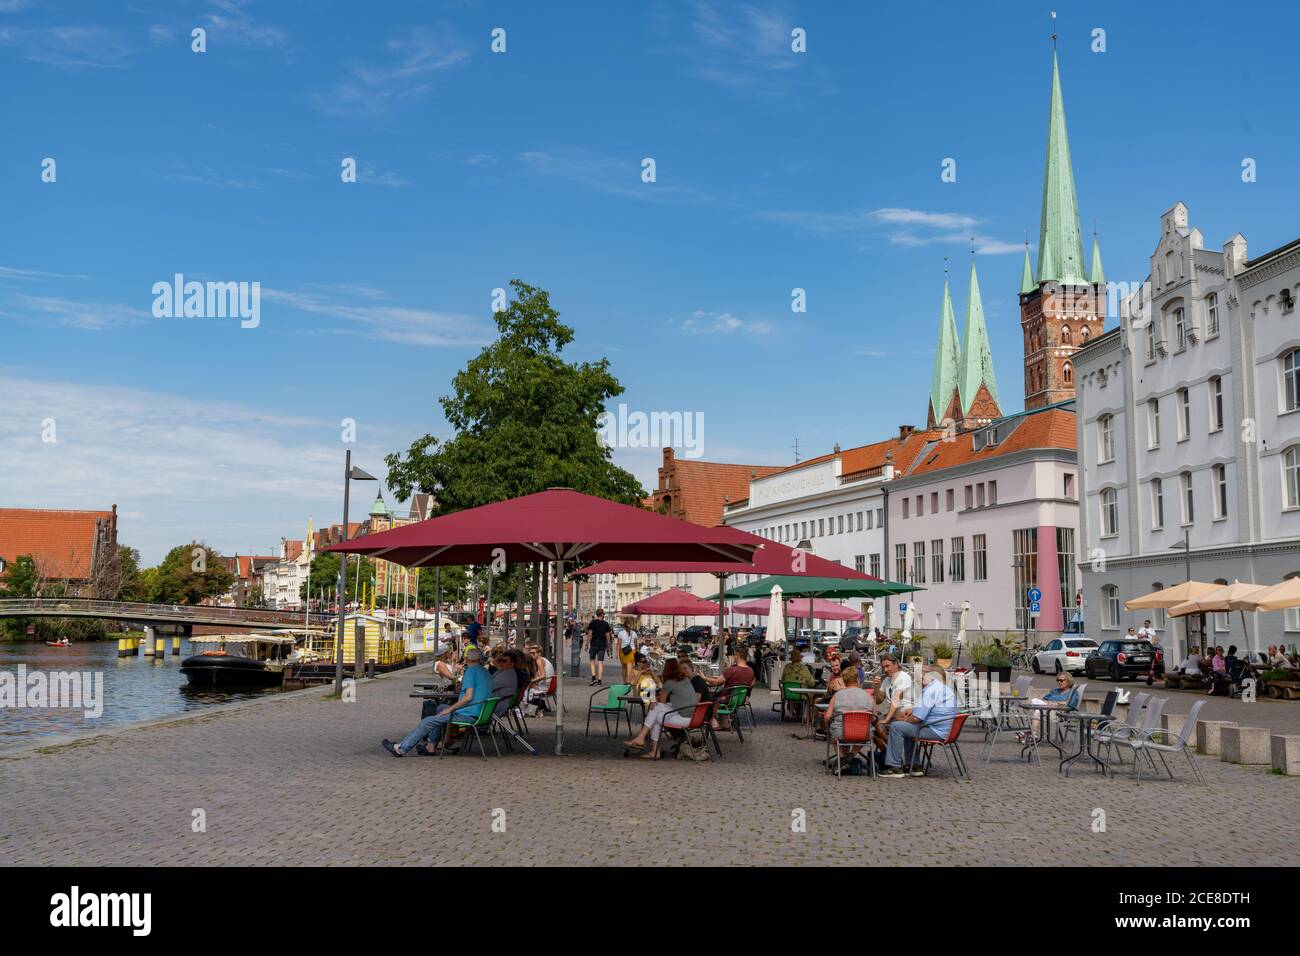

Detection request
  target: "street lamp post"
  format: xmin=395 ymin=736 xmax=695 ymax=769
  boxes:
xmin=334 ymin=450 xmax=377 ymax=695
xmin=1170 ymin=528 xmax=1193 ymax=658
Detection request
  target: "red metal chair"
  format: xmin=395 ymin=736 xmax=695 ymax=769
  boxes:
xmin=663 ymin=699 xmax=723 ymax=760
xmin=908 ymin=713 xmax=972 ymax=780
xmin=826 ymin=710 xmax=875 ymax=777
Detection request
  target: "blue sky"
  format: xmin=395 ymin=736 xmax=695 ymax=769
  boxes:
xmin=2 ymin=0 xmax=1297 ymax=564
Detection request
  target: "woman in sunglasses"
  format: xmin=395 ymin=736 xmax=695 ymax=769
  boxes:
xmin=1017 ymin=672 xmax=1079 ymax=743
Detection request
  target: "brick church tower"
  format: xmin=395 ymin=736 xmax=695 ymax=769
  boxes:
xmin=1020 ymin=48 xmax=1105 ymax=410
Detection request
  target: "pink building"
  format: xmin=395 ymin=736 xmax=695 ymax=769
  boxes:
xmin=886 ymin=404 xmax=1080 ymax=641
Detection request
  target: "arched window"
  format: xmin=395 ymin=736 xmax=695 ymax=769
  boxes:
xmin=1206 ymin=292 xmax=1219 ymax=335
xmin=1284 ymin=446 xmax=1300 ymax=509
xmin=1098 ymin=415 xmax=1115 ymax=462
xmin=1100 ymin=487 xmax=1118 ymax=536
xmin=1081 ymin=325 xmax=1091 ymax=344
xmin=1062 ymin=361 xmax=1073 ymax=385
xmin=1061 ymin=325 xmax=1072 ymax=346
xmin=1283 ymin=350 xmax=1300 ymax=412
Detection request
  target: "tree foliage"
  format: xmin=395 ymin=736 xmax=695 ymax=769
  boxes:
xmin=385 ymin=279 xmax=645 ymax=513
xmin=142 ymin=543 xmax=234 ymax=605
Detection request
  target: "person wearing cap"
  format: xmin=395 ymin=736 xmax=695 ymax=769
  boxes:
xmin=384 ymin=646 xmax=492 ymax=757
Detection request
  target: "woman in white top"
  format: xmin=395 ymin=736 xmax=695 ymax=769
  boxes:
xmin=525 ymin=642 xmax=555 ymax=715
xmin=433 ymin=647 xmax=459 ymax=685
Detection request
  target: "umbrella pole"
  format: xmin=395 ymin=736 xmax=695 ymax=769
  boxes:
xmin=555 ymin=558 xmax=566 ymax=755
xmin=716 ymin=573 xmax=727 ymax=669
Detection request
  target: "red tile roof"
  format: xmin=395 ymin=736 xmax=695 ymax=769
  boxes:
xmin=653 ymin=454 xmax=784 ymax=527
xmin=0 ymin=507 xmax=116 ymax=581
xmin=901 ymin=408 xmax=1076 ymax=478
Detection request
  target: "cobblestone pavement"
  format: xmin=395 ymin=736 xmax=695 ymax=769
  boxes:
xmin=2 ymin=667 xmax=1297 ymax=867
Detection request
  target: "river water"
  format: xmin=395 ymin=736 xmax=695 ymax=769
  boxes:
xmin=0 ymin=641 xmax=285 ymax=751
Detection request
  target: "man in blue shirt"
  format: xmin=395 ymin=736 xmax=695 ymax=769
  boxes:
xmin=880 ymin=665 xmax=957 ymax=778
xmin=384 ymin=647 xmax=493 ymax=756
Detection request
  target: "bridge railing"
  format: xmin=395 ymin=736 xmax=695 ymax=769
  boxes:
xmin=0 ymin=598 xmax=310 ymax=625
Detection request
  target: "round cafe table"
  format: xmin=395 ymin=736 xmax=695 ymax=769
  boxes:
xmin=787 ymin=686 xmax=825 ymax=739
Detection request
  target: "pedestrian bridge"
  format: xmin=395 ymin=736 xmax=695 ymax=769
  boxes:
xmin=0 ymin=598 xmax=312 ymax=630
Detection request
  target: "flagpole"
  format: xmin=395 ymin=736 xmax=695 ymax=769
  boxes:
xmin=303 ymin=515 xmax=312 ymax=634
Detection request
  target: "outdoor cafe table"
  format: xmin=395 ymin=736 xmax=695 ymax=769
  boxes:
xmin=618 ymin=694 xmax=648 ymax=730
xmin=1014 ymin=701 xmax=1070 ymax=761
xmin=1054 ymin=710 xmax=1114 ymax=777
xmin=787 ymin=686 xmax=825 ymax=739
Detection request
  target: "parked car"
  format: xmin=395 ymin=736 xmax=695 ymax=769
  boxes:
xmin=676 ymin=625 xmax=712 ymax=644
xmin=1084 ymin=639 xmax=1165 ymax=681
xmin=1033 ymin=637 xmax=1099 ymax=673
xmin=840 ymin=626 xmax=865 ymax=649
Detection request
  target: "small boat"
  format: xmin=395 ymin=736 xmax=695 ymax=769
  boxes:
xmin=180 ymin=634 xmax=296 ymax=688
xmin=45 ymin=639 xmax=71 ymax=647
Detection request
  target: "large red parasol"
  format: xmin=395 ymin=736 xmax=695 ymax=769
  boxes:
xmin=620 ymin=587 xmax=721 ymax=617
xmin=732 ymin=596 xmax=862 ymax=621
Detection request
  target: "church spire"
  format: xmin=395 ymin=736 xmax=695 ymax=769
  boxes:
xmin=1090 ymin=228 xmax=1106 ymax=285
xmin=1020 ymin=237 xmax=1036 ymax=294
xmin=959 ymin=257 xmax=1000 ymax=418
xmin=928 ymin=264 xmax=962 ymax=428
xmin=1036 ymin=50 xmax=1087 ymax=285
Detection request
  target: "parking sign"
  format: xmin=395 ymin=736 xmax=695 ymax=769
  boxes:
xmin=1027 ymin=587 xmax=1042 ymax=604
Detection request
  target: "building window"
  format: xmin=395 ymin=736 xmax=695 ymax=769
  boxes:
xmin=912 ymin=542 xmax=926 ymax=584
xmin=1057 ymin=527 xmax=1077 ymax=616
xmin=988 ymin=481 xmax=998 ymax=506
xmin=916 ymin=495 xmax=923 ymax=516
xmin=895 ymin=544 xmax=907 ymax=583
xmin=1081 ymin=325 xmax=1091 ymax=344
xmin=1012 ymin=528 xmax=1038 ymax=631
xmin=972 ymin=534 xmax=987 ymax=582
xmin=856 ymin=511 xmax=863 ymax=531
xmin=1061 ymin=325 xmax=1072 ymax=346
xmin=1284 ymin=573 xmax=1300 ymax=631
xmin=1147 ymin=398 xmax=1160 ymax=449
xmin=946 ymin=488 xmax=954 ymax=511
xmin=1102 ymin=585 xmax=1120 ymax=630
xmin=1208 ymin=376 xmax=1223 ymax=432
xmin=854 ymin=555 xmax=865 ymax=574
xmin=1206 ymin=292 xmax=1219 ymax=336
xmin=1101 ymin=487 xmax=1119 ymax=537
xmin=818 ymin=518 xmax=825 ymax=536
xmin=950 ymin=536 xmax=965 ymax=582
xmin=1285 ymin=350 xmax=1300 ymax=412
xmin=869 ymin=553 xmax=880 ymax=578
xmin=1177 ymin=388 xmax=1190 ymax=440
xmin=1099 ymin=414 xmax=1115 ymax=462
xmin=1208 ymin=464 xmax=1227 ymax=520
xmin=1145 ymin=320 xmax=1156 ymax=360
xmin=976 ymin=484 xmax=986 ymax=507
xmin=1064 ymin=473 xmax=1075 ymax=499
xmin=865 ymin=510 xmax=873 ymax=530
xmin=1181 ymin=471 xmax=1194 ymax=525
xmin=902 ymin=498 xmax=909 ymax=519
xmin=1286 ymin=447 xmax=1300 ymax=509
xmin=838 ymin=515 xmax=844 ymax=534
xmin=931 ymin=539 xmax=944 ymax=583
xmin=1062 ymin=361 xmax=1073 ymax=385
xmin=1151 ymin=477 xmax=1164 ymax=530
xmin=964 ymin=485 xmax=973 ymax=509
xmin=876 ymin=508 xmax=883 ymax=527
xmin=929 ymin=491 xmax=938 ymax=513
xmin=1173 ymin=307 xmax=1187 ymax=350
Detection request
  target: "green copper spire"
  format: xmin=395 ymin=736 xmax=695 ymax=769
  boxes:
xmin=1020 ymin=242 xmax=1035 ymax=294
xmin=959 ymin=260 xmax=1000 ymax=413
xmin=1090 ymin=233 xmax=1105 ymax=285
xmin=929 ymin=277 xmax=962 ymax=426
xmin=1037 ymin=52 xmax=1087 ymax=285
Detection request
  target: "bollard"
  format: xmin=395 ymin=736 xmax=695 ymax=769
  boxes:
xmin=155 ymin=636 xmax=167 ymax=658
xmin=1196 ymin=720 xmax=1236 ymax=756
xmin=117 ymin=637 xmax=127 ymax=658
xmin=172 ymin=636 xmax=181 ymax=656
xmin=142 ymin=626 xmax=156 ymax=657
xmin=1220 ymin=726 xmax=1271 ymax=765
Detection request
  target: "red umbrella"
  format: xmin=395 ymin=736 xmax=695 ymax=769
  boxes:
xmin=732 ymin=597 xmax=862 ymax=621
xmin=326 ymin=489 xmax=759 ymax=752
xmin=621 ymin=588 xmax=721 ymax=617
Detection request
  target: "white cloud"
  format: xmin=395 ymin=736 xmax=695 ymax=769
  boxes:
xmin=148 ymin=24 xmax=175 ymax=45
xmin=0 ymin=25 xmax=135 ymax=69
xmin=314 ymin=25 xmax=469 ymax=118
xmin=0 ymin=265 xmax=91 ymax=282
xmin=262 ymin=287 xmax=491 ymax=348
xmin=518 ymin=148 xmax=711 ymax=204
xmin=678 ymin=0 xmax=833 ymax=94
xmin=759 ymin=206 xmax=1021 ymax=254
xmin=682 ymin=310 xmax=770 ymax=335
xmin=203 ymin=0 xmax=287 ymax=49
xmin=0 ymin=371 xmax=409 ymax=564
xmin=5 ymin=294 xmax=144 ymax=331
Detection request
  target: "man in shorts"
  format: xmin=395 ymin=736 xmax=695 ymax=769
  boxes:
xmin=584 ymin=608 xmax=612 ymax=686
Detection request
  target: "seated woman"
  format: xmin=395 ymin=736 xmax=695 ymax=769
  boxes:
xmin=1178 ymin=647 xmax=1202 ymax=675
xmin=631 ymin=652 xmax=661 ymax=706
xmin=432 ymin=646 xmax=460 ymax=686
xmin=824 ymin=666 xmax=873 ymax=771
xmin=813 ymin=659 xmax=846 ymax=738
xmin=1017 ymin=672 xmax=1078 ymax=743
xmin=622 ymin=659 xmax=700 ymax=759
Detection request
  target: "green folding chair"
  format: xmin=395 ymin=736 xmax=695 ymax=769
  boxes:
xmin=773 ymin=681 xmax=803 ymax=722
xmin=715 ymin=684 xmax=756 ymax=741
xmin=586 ymin=683 xmax=633 ymax=737
xmin=448 ymin=697 xmax=501 ymax=759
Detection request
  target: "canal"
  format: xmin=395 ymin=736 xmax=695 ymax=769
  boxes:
xmin=0 ymin=641 xmax=286 ymax=750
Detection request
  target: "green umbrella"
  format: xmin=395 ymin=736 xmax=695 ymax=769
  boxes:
xmin=712 ymin=575 xmax=921 ymax=601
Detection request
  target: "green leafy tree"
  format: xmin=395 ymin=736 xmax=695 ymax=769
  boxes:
xmin=385 ymin=279 xmax=646 ymax=513
xmin=144 ymin=543 xmax=235 ymax=605
xmin=0 ymin=555 xmax=40 ymax=597
xmin=300 ymin=552 xmax=377 ymax=604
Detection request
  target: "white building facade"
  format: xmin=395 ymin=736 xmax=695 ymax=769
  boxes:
xmin=1075 ymin=202 xmax=1300 ymax=656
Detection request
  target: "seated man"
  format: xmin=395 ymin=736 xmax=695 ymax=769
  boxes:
xmin=780 ymin=653 xmax=814 ymax=719
xmin=702 ymin=646 xmax=755 ymax=729
xmin=383 ymin=647 xmax=491 ymax=756
xmin=824 ymin=666 xmax=874 ymax=772
xmin=880 ymin=665 xmax=957 ymax=778
xmin=871 ymin=654 xmax=913 ymax=756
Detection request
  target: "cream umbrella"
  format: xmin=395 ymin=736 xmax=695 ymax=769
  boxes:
xmin=1238 ymin=577 xmax=1300 ymax=612
xmin=1124 ymin=580 xmax=1220 ymax=610
xmin=766 ymin=583 xmax=786 ymax=645
xmin=864 ymin=601 xmax=876 ymax=638
xmin=1169 ymin=580 xmax=1268 ymax=655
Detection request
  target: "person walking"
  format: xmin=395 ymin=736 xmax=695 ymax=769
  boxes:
xmin=584 ymin=609 xmax=613 ymax=686
xmin=615 ymin=617 xmax=638 ymax=684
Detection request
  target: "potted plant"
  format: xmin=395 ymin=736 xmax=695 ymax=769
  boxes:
xmin=931 ymin=642 xmax=953 ymax=668
xmin=969 ymin=639 xmax=1013 ymax=683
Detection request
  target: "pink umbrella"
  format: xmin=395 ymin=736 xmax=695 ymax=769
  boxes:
xmin=621 ymin=588 xmax=721 ymax=617
xmin=732 ymin=597 xmax=862 ymax=621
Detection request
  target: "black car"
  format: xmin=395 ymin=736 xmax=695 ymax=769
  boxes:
xmin=1084 ymin=639 xmax=1165 ymax=681
xmin=676 ymin=625 xmax=712 ymax=644
xmin=840 ymin=626 xmax=865 ymax=650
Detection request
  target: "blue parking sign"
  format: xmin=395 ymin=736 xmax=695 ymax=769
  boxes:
xmin=1030 ymin=601 xmax=1041 ymax=614
xmin=899 ymin=602 xmax=908 ymax=613
xmin=1027 ymin=587 xmax=1042 ymax=604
